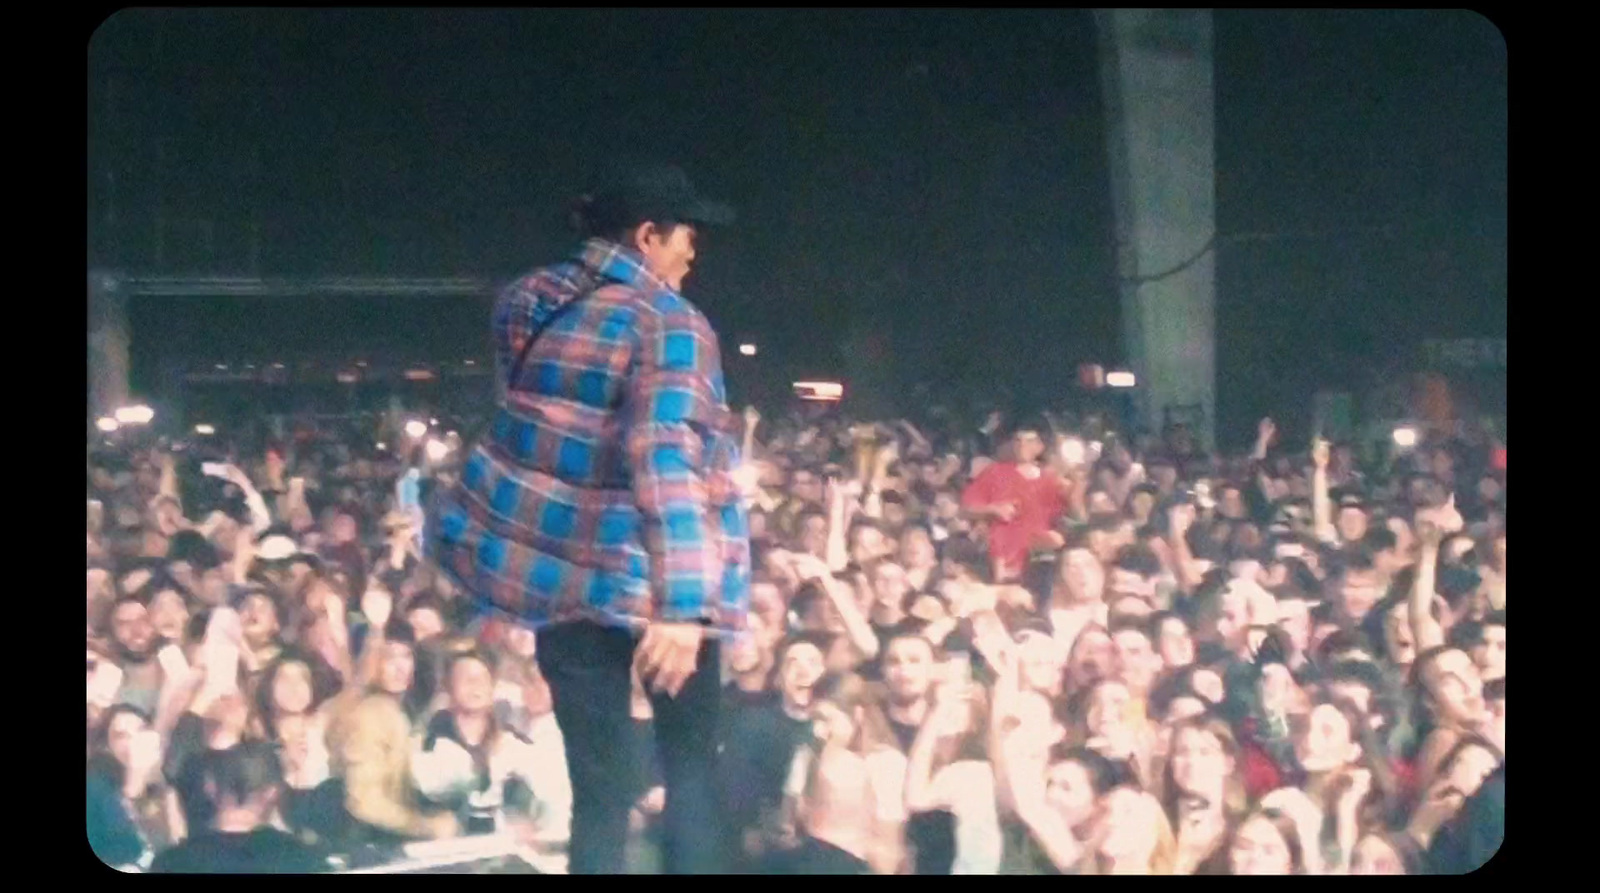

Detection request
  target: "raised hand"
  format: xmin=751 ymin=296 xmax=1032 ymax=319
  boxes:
xmin=362 ymin=586 xmax=394 ymax=629
xmin=1311 ymin=438 xmax=1331 ymax=470
xmin=1258 ymin=418 xmax=1277 ymax=446
xmin=1169 ymin=502 xmax=1197 ymax=535
xmin=1415 ymin=518 xmax=1445 ymax=549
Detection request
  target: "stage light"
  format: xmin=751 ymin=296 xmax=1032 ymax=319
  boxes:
xmin=739 ymin=343 xmax=758 ymax=357
xmin=1106 ymin=371 xmax=1137 ymax=389
xmin=194 ymin=424 xmax=216 ymax=436
xmin=793 ymin=381 xmax=844 ymax=402
xmin=1393 ymin=426 xmax=1419 ymax=449
xmin=115 ymin=405 xmax=155 ymax=426
xmin=96 ymin=417 xmax=120 ymax=434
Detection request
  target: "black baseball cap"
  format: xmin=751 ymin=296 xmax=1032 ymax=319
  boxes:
xmin=582 ymin=158 xmax=735 ymax=230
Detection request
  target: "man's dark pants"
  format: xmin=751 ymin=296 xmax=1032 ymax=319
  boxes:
xmin=537 ymin=621 xmax=723 ymax=875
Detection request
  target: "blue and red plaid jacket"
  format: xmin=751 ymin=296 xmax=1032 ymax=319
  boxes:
xmin=428 ymin=239 xmax=750 ymax=634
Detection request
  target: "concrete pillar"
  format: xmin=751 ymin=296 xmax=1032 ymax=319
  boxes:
xmin=88 ymin=270 xmax=130 ymax=420
xmin=1095 ymin=9 xmax=1217 ymax=449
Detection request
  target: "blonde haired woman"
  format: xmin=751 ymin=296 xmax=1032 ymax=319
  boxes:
xmin=1091 ymin=786 xmax=1176 ymax=874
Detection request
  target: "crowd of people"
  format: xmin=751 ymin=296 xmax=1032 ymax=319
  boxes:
xmin=86 ymin=402 xmax=1505 ymax=874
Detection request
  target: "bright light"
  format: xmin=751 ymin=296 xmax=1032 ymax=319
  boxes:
xmin=425 ymin=438 xmax=452 ymax=463
xmin=194 ymin=424 xmax=216 ymax=436
xmin=114 ymin=405 xmax=155 ymax=426
xmin=215 ymin=364 xmax=228 ymax=371
xmin=337 ymin=371 xmax=359 ymax=384
xmin=405 ymin=369 xmax=436 ymax=381
xmin=794 ymin=381 xmax=844 ymax=402
xmin=1106 ymin=371 xmax=1138 ymax=389
xmin=739 ymin=343 xmax=758 ymax=357
xmin=1393 ymin=426 xmax=1419 ymax=449
xmin=464 ymin=359 xmax=477 ymax=367
xmin=95 ymin=417 xmax=120 ymax=434
xmin=1059 ymin=437 xmax=1085 ymax=465
xmin=376 ymin=442 xmax=389 ymax=452
xmin=404 ymin=420 xmax=429 ymax=439
xmin=430 ymin=418 xmax=439 ymax=426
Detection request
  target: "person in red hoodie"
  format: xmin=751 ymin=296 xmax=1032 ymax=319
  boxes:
xmin=960 ymin=418 xmax=1071 ymax=584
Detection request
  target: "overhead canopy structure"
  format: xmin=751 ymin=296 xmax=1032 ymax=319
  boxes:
xmin=86 ymin=272 xmax=495 ymax=419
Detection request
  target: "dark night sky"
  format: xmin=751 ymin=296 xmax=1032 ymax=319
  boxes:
xmin=87 ymin=9 xmax=1506 ymax=442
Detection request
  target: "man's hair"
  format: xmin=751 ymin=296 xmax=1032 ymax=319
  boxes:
xmin=167 ymin=531 xmax=222 ymax=571
xmin=1331 ymin=546 xmax=1378 ymax=576
xmin=404 ymin=593 xmax=447 ymax=617
xmin=883 ymin=618 xmax=937 ymax=654
xmin=444 ymin=647 xmax=496 ymax=682
xmin=789 ymin=581 xmax=827 ymax=622
xmin=1484 ymin=677 xmax=1505 ymax=702
xmin=1011 ymin=415 xmax=1050 ymax=438
xmin=1275 ymin=559 xmax=1324 ymax=603
xmin=1362 ymin=525 xmax=1399 ymax=554
xmin=941 ymin=537 xmax=991 ymax=583
xmin=1046 ymin=744 xmax=1129 ymax=797
xmin=1114 ymin=544 xmax=1164 ymax=579
xmin=1061 ymin=527 xmax=1095 ymax=553
xmin=1324 ymin=659 xmax=1397 ymax=726
xmin=204 ymin=740 xmax=284 ymax=808
xmin=1314 ymin=628 xmax=1376 ymax=668
xmin=776 ymin=631 xmax=834 ymax=667
xmin=1086 ymin=513 xmax=1122 ymax=535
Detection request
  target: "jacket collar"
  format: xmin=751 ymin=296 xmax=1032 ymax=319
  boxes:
xmin=573 ymin=238 xmax=674 ymax=295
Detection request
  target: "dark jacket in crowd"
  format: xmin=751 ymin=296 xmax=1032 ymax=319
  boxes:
xmin=1427 ymin=765 xmax=1505 ymax=874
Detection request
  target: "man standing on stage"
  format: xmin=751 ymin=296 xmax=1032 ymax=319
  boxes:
xmin=429 ymin=161 xmax=750 ymax=874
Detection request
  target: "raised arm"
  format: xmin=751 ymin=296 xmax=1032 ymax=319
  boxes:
xmin=1166 ymin=502 xmax=1203 ymax=596
xmin=1312 ymin=438 xmax=1336 ymax=544
xmin=824 ymin=478 xmax=862 ymax=572
xmin=1410 ymin=521 xmax=1447 ymax=652
xmin=795 ymin=554 xmax=879 ymax=661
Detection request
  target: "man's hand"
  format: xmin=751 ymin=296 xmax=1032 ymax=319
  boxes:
xmin=634 ymin=622 xmax=705 ymax=699
xmin=743 ymin=405 xmax=761 ymax=432
xmin=1415 ymin=518 xmax=1445 ymax=550
xmin=1258 ymin=418 xmax=1277 ymax=447
xmin=1311 ymin=438 xmax=1330 ymax=470
xmin=790 ymin=553 xmax=833 ymax=583
xmin=732 ymin=462 xmax=763 ymax=502
xmin=1169 ymin=503 xmax=1197 ymax=536
xmin=925 ymin=684 xmax=975 ymax=739
xmin=1424 ymin=494 xmax=1465 ymax=535
xmin=991 ymin=502 xmax=1020 ymax=523
xmin=362 ymin=587 xmax=394 ymax=629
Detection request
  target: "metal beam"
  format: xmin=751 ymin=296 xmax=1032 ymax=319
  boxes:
xmin=117 ymin=276 xmax=493 ymax=297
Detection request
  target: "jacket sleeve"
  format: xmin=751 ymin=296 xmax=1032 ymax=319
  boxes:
xmin=625 ymin=304 xmax=748 ymax=623
xmin=340 ymin=698 xmax=454 ymax=840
